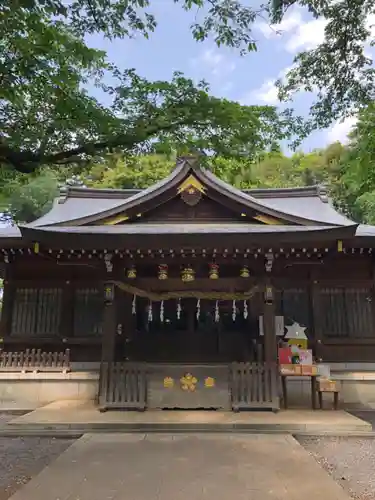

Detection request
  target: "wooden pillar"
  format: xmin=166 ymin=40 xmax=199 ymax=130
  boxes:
xmin=263 ymin=282 xmax=277 ymax=364
xmin=118 ymin=291 xmax=133 ymax=361
xmin=0 ymin=267 xmax=15 ymax=340
xmin=101 ymin=283 xmax=117 ymax=363
xmin=310 ymin=275 xmax=323 ymax=362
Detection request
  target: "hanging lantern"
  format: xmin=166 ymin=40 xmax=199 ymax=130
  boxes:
xmin=126 ymin=265 xmax=137 ymax=279
xmin=240 ymin=265 xmax=250 ymax=278
xmin=181 ymin=266 xmax=195 ymax=282
xmin=208 ymin=263 xmax=219 ymax=280
xmin=158 ymin=264 xmax=168 ymax=280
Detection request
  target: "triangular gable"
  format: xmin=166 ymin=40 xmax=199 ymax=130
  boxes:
xmin=26 ymin=156 xmax=356 ymax=228
xmin=82 ymin=157 xmax=328 ymax=227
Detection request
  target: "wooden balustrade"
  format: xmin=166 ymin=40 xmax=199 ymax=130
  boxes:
xmin=0 ymin=348 xmax=71 ymax=373
xmin=230 ymin=362 xmax=279 ymax=411
xmin=99 ymin=362 xmax=147 ymax=411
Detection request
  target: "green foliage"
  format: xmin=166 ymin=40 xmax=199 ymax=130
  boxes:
xmin=276 ymin=0 xmax=375 ymax=137
xmin=1 ymin=142 xmax=352 ymax=223
xmin=332 ymin=103 xmax=375 ymax=224
xmin=1 ymin=0 xmax=375 ymax=172
xmin=87 ymin=154 xmax=175 ymax=189
xmin=4 ymin=170 xmax=59 ymax=223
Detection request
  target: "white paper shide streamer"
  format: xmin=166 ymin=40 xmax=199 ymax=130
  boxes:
xmin=160 ymin=300 xmax=164 ymax=323
xmin=177 ymin=298 xmax=182 ymax=320
xmin=214 ymin=300 xmax=220 ymax=323
xmin=148 ymin=301 xmax=153 ymax=322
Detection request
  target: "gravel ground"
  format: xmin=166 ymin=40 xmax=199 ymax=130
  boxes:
xmin=0 ymin=435 xmax=75 ymax=500
xmin=298 ymin=436 xmax=375 ymax=500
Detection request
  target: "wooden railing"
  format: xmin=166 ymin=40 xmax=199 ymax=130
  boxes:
xmin=230 ymin=362 xmax=279 ymax=411
xmin=99 ymin=362 xmax=147 ymax=411
xmin=0 ymin=348 xmax=71 ymax=373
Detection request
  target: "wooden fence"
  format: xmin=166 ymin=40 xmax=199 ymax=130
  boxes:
xmin=0 ymin=349 xmax=71 ymax=373
xmin=99 ymin=362 xmax=147 ymax=411
xmin=230 ymin=362 xmax=279 ymax=411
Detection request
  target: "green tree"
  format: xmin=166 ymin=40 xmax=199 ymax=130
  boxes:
xmin=333 ymin=103 xmax=375 ymax=223
xmin=87 ymin=154 xmax=175 ymax=189
xmin=2 ymin=0 xmax=375 ymax=173
xmin=1 ymin=141 xmax=353 ymax=223
xmin=4 ymin=170 xmax=59 ymax=223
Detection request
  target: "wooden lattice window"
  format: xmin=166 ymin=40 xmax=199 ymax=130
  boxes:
xmin=73 ymin=288 xmax=104 ymax=337
xmin=275 ymin=288 xmax=311 ymax=331
xmin=319 ymin=287 xmax=374 ymax=338
xmin=11 ymin=287 xmax=63 ymax=337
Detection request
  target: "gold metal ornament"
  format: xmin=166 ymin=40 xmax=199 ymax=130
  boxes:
xmin=181 ymin=266 xmax=195 ymax=282
xmin=180 ymin=373 xmax=197 ymax=391
xmin=208 ymin=263 xmax=219 ymax=280
xmin=127 ymin=265 xmax=137 ymax=279
xmin=158 ymin=264 xmax=168 ymax=280
xmin=204 ymin=377 xmax=215 ymax=388
xmin=163 ymin=377 xmax=174 ymax=388
xmin=240 ymin=265 xmax=250 ymax=278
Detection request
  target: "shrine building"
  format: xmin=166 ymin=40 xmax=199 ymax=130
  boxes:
xmin=0 ymin=155 xmax=375 ymax=410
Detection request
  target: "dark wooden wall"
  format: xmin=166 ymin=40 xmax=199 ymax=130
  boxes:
xmin=1 ymin=252 xmax=375 ymax=363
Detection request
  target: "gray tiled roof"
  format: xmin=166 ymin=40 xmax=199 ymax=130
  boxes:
xmin=0 ymin=156 xmax=372 ymax=244
xmin=22 ymin=223 xmax=353 ymax=235
xmin=28 ymin=157 xmax=354 ymax=227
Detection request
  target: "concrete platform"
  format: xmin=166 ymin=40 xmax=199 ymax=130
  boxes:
xmin=5 ymin=400 xmax=372 ymax=434
xmin=8 ymin=433 xmax=352 ymax=500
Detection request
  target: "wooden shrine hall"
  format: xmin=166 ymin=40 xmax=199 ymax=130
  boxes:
xmin=1 ymin=155 xmax=375 ymax=411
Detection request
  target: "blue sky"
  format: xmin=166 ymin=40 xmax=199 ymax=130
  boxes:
xmin=86 ymin=2 xmax=371 ymax=153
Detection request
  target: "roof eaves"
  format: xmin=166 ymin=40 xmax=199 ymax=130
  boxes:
xmin=244 ymin=185 xmax=329 ymax=202
xmin=197 ymin=169 xmax=337 ymax=226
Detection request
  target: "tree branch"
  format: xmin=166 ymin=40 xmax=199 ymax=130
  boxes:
xmin=0 ymin=116 xmax=201 ymax=173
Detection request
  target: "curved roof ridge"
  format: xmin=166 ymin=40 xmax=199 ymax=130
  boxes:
xmin=28 ymin=156 xmax=352 ymax=227
xmin=58 ymin=186 xmax=141 ymax=203
xmin=196 ymin=168 xmax=341 ymax=225
xmin=244 ymin=185 xmax=328 ymax=201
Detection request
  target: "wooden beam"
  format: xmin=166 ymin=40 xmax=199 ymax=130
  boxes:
xmin=0 ymin=278 xmax=14 ymax=339
xmin=262 ymin=282 xmax=277 ymax=364
xmin=101 ymin=286 xmax=117 ymax=363
xmin=310 ymin=273 xmax=323 ymax=362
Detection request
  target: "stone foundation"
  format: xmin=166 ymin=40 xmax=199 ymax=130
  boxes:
xmin=1 ymin=363 xmax=375 ymax=409
xmin=0 ymin=372 xmax=99 ymax=407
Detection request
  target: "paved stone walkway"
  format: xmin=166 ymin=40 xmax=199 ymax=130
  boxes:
xmin=7 ymin=400 xmax=371 ymax=433
xmin=9 ymin=433 xmax=351 ymax=500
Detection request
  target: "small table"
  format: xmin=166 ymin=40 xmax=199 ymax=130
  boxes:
xmin=281 ymin=374 xmax=318 ymax=410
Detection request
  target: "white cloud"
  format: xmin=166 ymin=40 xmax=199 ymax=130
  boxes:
xmin=366 ymin=14 xmax=375 ymax=37
xmin=190 ymin=47 xmax=236 ymax=78
xmin=256 ymin=10 xmax=302 ymax=39
xmin=242 ymin=64 xmax=297 ymax=105
xmin=245 ymin=80 xmax=279 ymax=105
xmin=285 ymin=18 xmax=327 ymax=52
xmin=327 ymin=116 xmax=357 ymax=144
xmin=256 ymin=6 xmax=327 ymax=53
